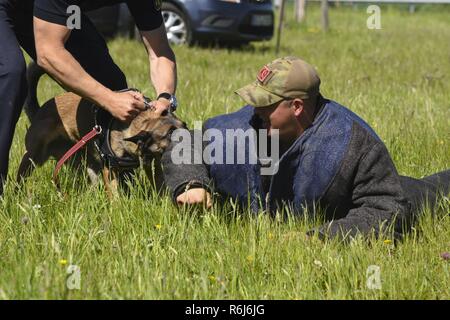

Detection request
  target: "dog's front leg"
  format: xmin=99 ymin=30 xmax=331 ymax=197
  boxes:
xmin=87 ymin=167 xmax=100 ymax=185
xmin=110 ymin=169 xmax=120 ymax=197
xmin=102 ymin=167 xmax=119 ymax=199
xmin=102 ymin=167 xmax=112 ymax=198
xmin=86 ymin=150 xmax=102 ymax=186
xmin=17 ymin=151 xmax=36 ymax=184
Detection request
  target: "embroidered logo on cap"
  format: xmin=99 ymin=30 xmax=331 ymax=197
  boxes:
xmin=257 ymin=66 xmax=273 ymax=84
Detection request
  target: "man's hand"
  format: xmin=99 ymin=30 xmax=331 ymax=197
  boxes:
xmin=104 ymin=91 xmax=147 ymax=123
xmin=176 ymin=188 xmax=212 ymax=208
xmin=151 ymin=98 xmax=171 ymax=115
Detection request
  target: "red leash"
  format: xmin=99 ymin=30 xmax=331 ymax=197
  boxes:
xmin=53 ymin=125 xmax=103 ymax=188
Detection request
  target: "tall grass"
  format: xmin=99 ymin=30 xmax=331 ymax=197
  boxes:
xmin=0 ymin=4 xmax=449 ymax=299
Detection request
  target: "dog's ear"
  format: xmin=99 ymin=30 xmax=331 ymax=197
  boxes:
xmin=124 ymin=131 xmax=152 ymax=145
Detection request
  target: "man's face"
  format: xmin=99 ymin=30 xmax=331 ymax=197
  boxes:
xmin=254 ymin=99 xmax=302 ymax=144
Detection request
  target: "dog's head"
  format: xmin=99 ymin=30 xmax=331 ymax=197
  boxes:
xmin=124 ymin=109 xmax=186 ymax=158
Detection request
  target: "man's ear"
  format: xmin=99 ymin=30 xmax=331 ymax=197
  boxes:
xmin=292 ymin=99 xmax=304 ymax=117
xmin=124 ymin=131 xmax=151 ymax=145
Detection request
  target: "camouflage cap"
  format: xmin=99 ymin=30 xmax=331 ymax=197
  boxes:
xmin=235 ymin=56 xmax=321 ymax=107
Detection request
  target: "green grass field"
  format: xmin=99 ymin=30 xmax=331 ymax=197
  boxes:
xmin=0 ymin=3 xmax=449 ymax=299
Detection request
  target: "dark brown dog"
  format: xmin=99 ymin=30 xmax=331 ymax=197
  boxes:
xmin=17 ymin=63 xmax=185 ymax=196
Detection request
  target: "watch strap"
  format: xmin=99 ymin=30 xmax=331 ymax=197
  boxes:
xmin=157 ymin=92 xmax=172 ymax=101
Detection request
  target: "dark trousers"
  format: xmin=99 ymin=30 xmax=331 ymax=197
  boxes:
xmin=0 ymin=2 xmax=127 ymax=195
xmin=400 ymin=169 xmax=450 ymax=225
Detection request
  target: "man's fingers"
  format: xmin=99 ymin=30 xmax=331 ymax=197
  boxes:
xmin=176 ymin=189 xmax=213 ymax=208
xmin=129 ymin=91 xmax=144 ymax=101
xmin=206 ymin=195 xmax=212 ymax=209
xmin=124 ymin=114 xmax=135 ymax=123
xmin=122 ymin=92 xmax=145 ymax=111
xmin=133 ymin=100 xmax=146 ymax=111
xmin=129 ymin=109 xmax=140 ymax=118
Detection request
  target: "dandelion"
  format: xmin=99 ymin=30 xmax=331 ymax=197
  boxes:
xmin=59 ymin=259 xmax=68 ymax=266
xmin=307 ymin=27 xmax=320 ymax=33
xmin=208 ymin=275 xmax=216 ymax=283
xmin=246 ymin=255 xmax=254 ymax=263
xmin=383 ymin=239 xmax=392 ymax=245
xmin=154 ymin=224 xmax=162 ymax=230
xmin=268 ymin=233 xmax=274 ymax=240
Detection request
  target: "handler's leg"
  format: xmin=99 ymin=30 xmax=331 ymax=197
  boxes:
xmin=0 ymin=6 xmax=28 ymax=196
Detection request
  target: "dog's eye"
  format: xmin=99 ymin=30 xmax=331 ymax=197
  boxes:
xmin=161 ymin=110 xmax=169 ymax=117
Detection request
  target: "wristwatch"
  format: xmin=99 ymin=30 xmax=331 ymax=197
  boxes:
xmin=157 ymin=92 xmax=178 ymax=112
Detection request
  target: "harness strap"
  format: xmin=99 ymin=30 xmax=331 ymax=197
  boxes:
xmin=53 ymin=125 xmax=103 ymax=187
xmin=52 ymin=88 xmax=154 ymax=189
xmin=96 ymin=116 xmax=141 ymax=170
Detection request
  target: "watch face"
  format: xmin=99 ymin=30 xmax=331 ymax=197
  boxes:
xmin=170 ymin=95 xmax=178 ymax=112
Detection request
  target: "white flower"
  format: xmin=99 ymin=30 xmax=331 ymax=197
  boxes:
xmin=313 ymin=260 xmax=323 ymax=268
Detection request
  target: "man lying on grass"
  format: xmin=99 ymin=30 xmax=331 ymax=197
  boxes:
xmin=161 ymin=56 xmax=450 ymax=241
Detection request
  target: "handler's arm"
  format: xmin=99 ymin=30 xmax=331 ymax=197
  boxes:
xmin=141 ymin=25 xmax=177 ymax=111
xmin=33 ymin=17 xmax=145 ymax=122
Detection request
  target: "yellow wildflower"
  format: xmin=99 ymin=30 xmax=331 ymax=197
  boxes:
xmin=307 ymin=27 xmax=320 ymax=33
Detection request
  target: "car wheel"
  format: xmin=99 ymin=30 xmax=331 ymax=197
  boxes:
xmin=162 ymin=3 xmax=192 ymax=45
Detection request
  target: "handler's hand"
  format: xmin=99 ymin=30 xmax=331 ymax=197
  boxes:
xmin=176 ymin=188 xmax=212 ymax=208
xmin=151 ymin=98 xmax=171 ymax=115
xmin=105 ymin=91 xmax=146 ymax=123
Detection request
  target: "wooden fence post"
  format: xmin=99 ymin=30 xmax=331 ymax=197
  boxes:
xmin=276 ymin=0 xmax=286 ymax=54
xmin=295 ymin=0 xmax=307 ymax=23
xmin=321 ymin=0 xmax=329 ymax=31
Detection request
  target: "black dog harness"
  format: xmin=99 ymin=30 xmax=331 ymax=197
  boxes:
xmin=93 ymin=108 xmax=141 ymax=171
xmin=52 ymin=88 xmax=154 ymax=187
xmin=93 ymin=88 xmax=153 ymax=171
